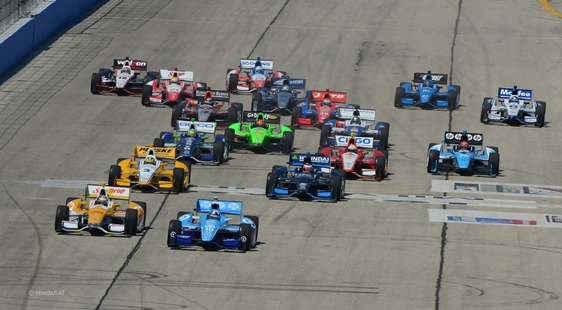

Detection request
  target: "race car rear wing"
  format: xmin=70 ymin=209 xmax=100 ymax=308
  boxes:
xmin=239 ymin=58 xmax=273 ymax=70
xmin=194 ymin=89 xmax=230 ymax=102
xmin=289 ymin=153 xmax=331 ymax=169
xmin=113 ymin=59 xmax=148 ymax=71
xmin=133 ymin=146 xmax=177 ymax=160
xmin=196 ymin=199 xmax=243 ymax=216
xmin=242 ymin=111 xmax=281 ymax=124
xmin=444 ymin=131 xmax=484 ymax=145
xmin=497 ymin=87 xmax=532 ymax=100
xmin=334 ymin=135 xmax=375 ymax=148
xmin=413 ymin=72 xmax=448 ymax=85
xmin=176 ymin=120 xmax=216 ymax=134
xmin=338 ymin=108 xmax=376 ymax=120
xmin=85 ymin=184 xmax=130 ymax=200
xmin=308 ymin=89 xmax=347 ymax=103
xmin=159 ymin=69 xmax=193 ymax=82
xmin=271 ymin=78 xmax=306 ymax=89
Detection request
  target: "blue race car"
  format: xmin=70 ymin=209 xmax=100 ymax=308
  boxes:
xmin=167 ymin=198 xmax=259 ymax=252
xmin=251 ymin=78 xmax=307 ymax=113
xmin=320 ymin=108 xmax=390 ymax=150
xmin=395 ymin=71 xmax=460 ymax=110
xmin=481 ymin=86 xmax=546 ymax=127
xmin=154 ymin=120 xmax=229 ymax=164
xmin=427 ymin=131 xmax=500 ymax=177
xmin=266 ymin=153 xmax=346 ymax=202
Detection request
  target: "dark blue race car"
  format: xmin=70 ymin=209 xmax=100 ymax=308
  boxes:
xmin=167 ymin=198 xmax=259 ymax=252
xmin=154 ymin=120 xmax=229 ymax=164
xmin=251 ymin=78 xmax=307 ymax=113
xmin=266 ymin=153 xmax=346 ymax=202
xmin=427 ymin=130 xmax=500 ymax=177
xmin=395 ymin=71 xmax=460 ymax=110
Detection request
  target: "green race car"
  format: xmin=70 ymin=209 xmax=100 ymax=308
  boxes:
xmin=224 ymin=111 xmax=294 ymax=154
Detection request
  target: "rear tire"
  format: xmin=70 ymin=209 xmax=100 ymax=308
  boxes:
xmin=375 ymin=155 xmax=385 ymax=180
xmin=141 ymin=84 xmax=152 ymax=106
xmin=378 ymin=123 xmax=389 ymax=150
xmin=320 ymin=124 xmax=331 ymax=147
xmin=171 ymin=105 xmax=182 ymax=128
xmin=394 ymin=87 xmax=404 ymax=108
xmin=330 ymin=176 xmax=343 ymax=201
xmin=108 ymin=165 xmax=121 ymax=186
xmin=173 ymin=168 xmax=185 ymax=193
xmin=281 ymin=132 xmax=293 ymax=155
xmin=213 ymin=140 xmax=225 ymax=164
xmin=224 ymin=128 xmax=235 ymax=151
xmin=125 ymin=209 xmax=138 ymax=236
xmin=291 ymin=106 xmax=302 ymax=127
xmin=91 ymin=73 xmax=101 ymax=94
xmin=266 ymin=172 xmax=279 ymax=197
xmin=489 ymin=152 xmax=500 ymax=177
xmin=252 ymin=92 xmax=262 ymax=111
xmin=55 ymin=205 xmax=69 ymax=232
xmin=168 ymin=220 xmax=182 ymax=247
xmin=448 ymin=89 xmax=458 ymax=111
xmin=228 ymin=107 xmax=238 ymax=123
xmin=153 ymin=137 xmax=164 ymax=147
xmin=427 ymin=150 xmax=440 ymax=173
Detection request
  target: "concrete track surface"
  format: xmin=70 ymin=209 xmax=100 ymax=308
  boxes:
xmin=1 ymin=0 xmax=562 ymax=309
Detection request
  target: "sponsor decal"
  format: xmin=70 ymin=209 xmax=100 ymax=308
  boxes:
xmin=454 ymin=183 xmax=479 ymax=191
xmin=445 ymin=132 xmax=483 ymax=142
xmin=240 ymin=60 xmax=273 ymax=67
xmin=90 ymin=210 xmax=105 ymax=215
xmin=295 ymin=155 xmax=329 ymax=163
xmin=245 ymin=112 xmax=277 ymax=120
xmin=546 ymin=215 xmax=562 ymax=223
xmin=447 ymin=216 xmax=537 ymax=225
xmin=499 ymin=88 xmax=532 ymax=98
xmin=116 ymin=60 xmax=147 ymax=67
xmin=91 ymin=187 xmax=127 ymax=195
xmin=240 ymin=236 xmax=247 ymax=242
xmin=421 ymin=74 xmax=444 ymax=81
xmin=337 ymin=136 xmax=372 ymax=144
xmin=139 ymin=147 xmax=174 ymax=154
xmin=312 ymin=92 xmax=345 ymax=99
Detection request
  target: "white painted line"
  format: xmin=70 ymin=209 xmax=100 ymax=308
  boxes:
xmin=431 ymin=180 xmax=562 ymax=199
xmin=428 ymin=209 xmax=562 ymax=228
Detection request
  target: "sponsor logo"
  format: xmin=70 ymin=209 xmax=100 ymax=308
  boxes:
xmin=90 ymin=210 xmax=105 ymax=215
xmin=312 ymin=92 xmax=345 ymax=99
xmin=139 ymin=147 xmax=174 ymax=154
xmin=116 ymin=60 xmax=147 ymax=67
xmin=337 ymin=136 xmax=372 ymax=144
xmin=499 ymin=88 xmax=532 ymax=98
xmin=445 ymin=132 xmax=482 ymax=142
xmin=91 ymin=187 xmax=127 ymax=195
xmin=246 ymin=113 xmax=277 ymax=120
xmin=546 ymin=215 xmax=562 ymax=223
xmin=421 ymin=74 xmax=444 ymax=81
xmin=241 ymin=60 xmax=273 ymax=67
xmin=293 ymin=155 xmax=330 ymax=164
xmin=240 ymin=236 xmax=247 ymax=242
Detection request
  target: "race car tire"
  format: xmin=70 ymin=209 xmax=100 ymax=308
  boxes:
xmin=281 ymin=132 xmax=293 ymax=155
xmin=451 ymin=85 xmax=461 ymax=96
xmin=428 ymin=143 xmax=437 ymax=152
xmin=116 ymin=158 xmax=128 ymax=165
xmin=488 ymin=146 xmax=499 ymax=154
xmin=394 ymin=87 xmax=405 ymax=108
xmin=271 ymin=165 xmax=285 ymax=174
xmin=55 ymin=205 xmax=69 ymax=232
xmin=535 ymin=101 xmax=546 ymax=127
xmin=266 ymin=172 xmax=279 ymax=197
xmin=447 ymin=89 xmax=458 ymax=111
xmin=320 ymin=124 xmax=331 ymax=147
xmin=98 ymin=68 xmax=112 ymax=75
xmin=330 ymin=176 xmax=343 ymax=202
xmin=251 ymin=92 xmax=262 ymax=111
xmin=171 ymin=105 xmax=182 ymax=128
xmin=91 ymin=73 xmax=101 ymax=94
xmin=141 ymin=84 xmax=152 ymax=106
xmin=143 ymin=74 xmax=155 ymax=85
xmin=291 ymin=106 xmax=302 ymax=127
xmin=153 ymin=137 xmax=164 ymax=147
xmin=427 ymin=150 xmax=440 ymax=173
xmin=133 ymin=201 xmax=147 ymax=229
xmin=244 ymin=215 xmax=260 ymax=247
xmin=399 ymin=82 xmax=408 ymax=87
xmin=125 ymin=209 xmax=138 ymax=236
xmin=378 ymin=126 xmax=389 ymax=150
xmin=183 ymin=161 xmax=192 ymax=185
xmin=65 ymin=197 xmax=80 ymax=205
xmin=224 ymin=128 xmax=235 ymax=151
xmin=213 ymin=140 xmax=226 ymax=164
xmin=173 ymin=168 xmax=185 ymax=193
xmin=177 ymin=212 xmax=189 ymax=219
xmin=379 ymin=149 xmax=389 ymax=159
xmin=481 ymin=99 xmax=492 ymax=124
xmin=334 ymin=169 xmax=346 ymax=200
xmin=239 ymin=223 xmax=252 ymax=252
xmin=168 ymin=220 xmax=182 ymax=247
xmin=108 ymin=165 xmax=121 ymax=186
xmin=227 ymin=107 xmax=238 ymax=124
xmin=489 ymin=152 xmax=500 ymax=177
xmin=375 ymin=155 xmax=386 ymax=180
xmin=228 ymin=73 xmax=239 ymax=93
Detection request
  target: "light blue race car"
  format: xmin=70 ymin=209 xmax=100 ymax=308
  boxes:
xmin=395 ymin=71 xmax=460 ymax=110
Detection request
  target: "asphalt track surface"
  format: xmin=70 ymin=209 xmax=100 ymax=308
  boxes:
xmin=1 ymin=0 xmax=562 ymax=309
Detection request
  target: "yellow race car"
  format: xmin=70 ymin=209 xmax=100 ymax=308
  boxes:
xmin=55 ymin=183 xmax=146 ymax=236
xmin=108 ymin=146 xmax=191 ymax=192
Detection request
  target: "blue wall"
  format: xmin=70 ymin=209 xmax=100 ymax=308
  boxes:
xmin=0 ymin=0 xmax=105 ymax=77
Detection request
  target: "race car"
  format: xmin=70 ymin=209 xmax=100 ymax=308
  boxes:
xmin=480 ymin=86 xmax=546 ymax=127
xmin=167 ymin=197 xmax=259 ymax=252
xmin=226 ymin=57 xmax=287 ymax=93
xmin=55 ymin=183 xmax=146 ymax=236
xmin=266 ymin=153 xmax=346 ymax=202
xmin=155 ymin=120 xmax=229 ymax=164
xmin=224 ymin=111 xmax=294 ymax=154
xmin=427 ymin=131 xmax=500 ymax=177
xmin=291 ymin=89 xmax=358 ymax=128
xmin=91 ymin=57 xmax=154 ymax=95
xmin=320 ymin=108 xmax=390 ymax=150
xmin=251 ymin=78 xmax=307 ymax=113
xmin=141 ymin=68 xmax=207 ymax=107
xmin=171 ymin=88 xmax=243 ymax=128
xmin=318 ymin=133 xmax=388 ymax=180
xmin=108 ymin=146 xmax=191 ymax=192
xmin=394 ymin=71 xmax=460 ymax=110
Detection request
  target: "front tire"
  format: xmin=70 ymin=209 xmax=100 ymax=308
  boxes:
xmin=448 ymin=89 xmax=458 ymax=111
xmin=252 ymin=92 xmax=262 ymax=111
xmin=168 ymin=220 xmax=182 ymax=247
xmin=239 ymin=223 xmax=252 ymax=252
xmin=55 ymin=205 xmax=69 ymax=232
xmin=481 ymin=98 xmax=492 ymax=124
xmin=281 ymin=132 xmax=293 ymax=155
xmin=535 ymin=101 xmax=546 ymax=127
xmin=375 ymin=155 xmax=385 ymax=180
xmin=171 ymin=105 xmax=182 ymax=128
xmin=291 ymin=106 xmax=302 ymax=127
xmin=378 ymin=123 xmax=390 ymax=150
xmin=330 ymin=176 xmax=343 ymax=202
xmin=266 ymin=172 xmax=279 ymax=197
xmin=91 ymin=73 xmax=101 ymax=94
xmin=427 ymin=150 xmax=440 ymax=173
xmin=125 ymin=209 xmax=138 ymax=236
xmin=394 ymin=87 xmax=404 ymax=108
xmin=489 ymin=152 xmax=500 ymax=177
xmin=173 ymin=168 xmax=185 ymax=193
xmin=228 ymin=73 xmax=239 ymax=93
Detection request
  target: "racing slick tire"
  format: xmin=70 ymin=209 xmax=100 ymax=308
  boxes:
xmin=91 ymin=73 xmax=101 ymax=94
xmin=65 ymin=197 xmax=80 ymax=205
xmin=320 ymin=124 xmax=331 ymax=147
xmin=451 ymin=85 xmax=461 ymax=96
xmin=55 ymin=205 xmax=69 ymax=232
xmin=183 ymin=161 xmax=192 ymax=185
xmin=244 ymin=215 xmax=260 ymax=246
xmin=116 ymin=158 xmax=128 ymax=165
xmin=378 ymin=123 xmax=390 ymax=150
xmin=177 ymin=211 xmax=190 ymax=219
xmin=330 ymin=175 xmax=344 ymax=202
xmin=489 ymin=152 xmax=500 ymax=177
xmin=228 ymin=73 xmax=239 ymax=93
xmin=266 ymin=172 xmax=279 ymax=197
xmin=213 ymin=140 xmax=226 ymax=164
xmin=153 ymin=137 xmax=165 ymax=147
xmin=375 ymin=155 xmax=386 ymax=180
xmin=447 ymin=89 xmax=458 ymax=111
xmin=141 ymin=84 xmax=152 ymax=106
xmin=394 ymin=86 xmax=405 ymax=108
xmin=427 ymin=143 xmax=437 ymax=152
xmin=271 ymin=165 xmax=285 ymax=174
xmin=281 ymin=132 xmax=294 ymax=155
xmin=334 ymin=169 xmax=346 ymax=200
xmin=168 ymin=220 xmax=182 ymax=247
xmin=535 ymin=101 xmax=546 ymax=127
xmin=133 ymin=201 xmax=147 ymax=228
xmin=291 ymin=106 xmax=302 ymax=127
xmin=488 ymin=146 xmax=499 ymax=154
xmin=227 ymin=107 xmax=238 ymax=124
xmin=239 ymin=223 xmax=252 ymax=252
xmin=427 ymin=150 xmax=440 ymax=173
xmin=231 ymin=102 xmax=243 ymax=112
xmin=481 ymin=99 xmax=492 ymax=124
xmin=251 ymin=92 xmax=262 ymax=111
xmin=173 ymin=168 xmax=185 ymax=193
xmin=171 ymin=105 xmax=182 ymax=128
xmin=108 ymin=165 xmax=121 ymax=186
xmin=125 ymin=209 xmax=138 ymax=236
xmin=224 ymin=128 xmax=235 ymax=151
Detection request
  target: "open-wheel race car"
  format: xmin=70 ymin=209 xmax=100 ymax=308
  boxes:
xmin=91 ymin=57 xmax=153 ymax=96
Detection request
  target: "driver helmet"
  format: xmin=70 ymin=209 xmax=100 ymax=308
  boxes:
xmin=350 ymin=116 xmax=361 ymax=125
xmin=122 ymin=67 xmax=131 ymax=74
xmin=171 ymin=77 xmax=179 ymax=84
xmin=145 ymin=157 xmax=156 ymax=164
xmin=255 ymin=66 xmax=263 ymax=74
xmin=256 ymin=119 xmax=265 ymax=127
xmin=97 ymin=194 xmax=108 ymax=206
xmin=348 ymin=144 xmax=358 ymax=153
xmin=209 ymin=209 xmax=220 ymax=220
xmin=188 ymin=129 xmax=196 ymax=137
xmin=302 ymin=164 xmax=313 ymax=174
xmin=423 ymin=79 xmax=433 ymax=87
xmin=509 ymin=95 xmax=519 ymax=103
xmin=322 ymin=98 xmax=332 ymax=106
xmin=281 ymin=84 xmax=290 ymax=92
xmin=460 ymin=141 xmax=470 ymax=150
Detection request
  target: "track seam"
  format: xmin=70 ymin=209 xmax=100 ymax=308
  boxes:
xmin=246 ymin=0 xmax=290 ymax=58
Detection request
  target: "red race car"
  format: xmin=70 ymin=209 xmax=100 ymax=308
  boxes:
xmin=142 ymin=68 xmax=206 ymax=107
xmin=292 ymin=89 xmax=359 ymax=128
xmin=226 ymin=57 xmax=287 ymax=93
